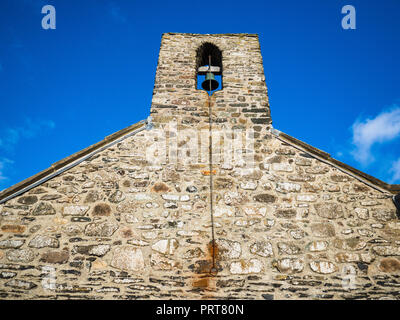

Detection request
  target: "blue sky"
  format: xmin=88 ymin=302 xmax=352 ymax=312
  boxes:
xmin=0 ymin=0 xmax=399 ymax=191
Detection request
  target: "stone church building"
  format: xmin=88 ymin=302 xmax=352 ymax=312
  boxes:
xmin=1 ymin=33 xmax=400 ymax=300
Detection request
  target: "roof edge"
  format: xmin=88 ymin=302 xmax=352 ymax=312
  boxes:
xmin=0 ymin=119 xmax=149 ymax=204
xmin=272 ymin=129 xmax=400 ymax=194
xmin=162 ymin=32 xmax=259 ymax=37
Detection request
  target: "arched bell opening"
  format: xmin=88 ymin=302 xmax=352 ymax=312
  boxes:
xmin=196 ymin=42 xmax=223 ymax=95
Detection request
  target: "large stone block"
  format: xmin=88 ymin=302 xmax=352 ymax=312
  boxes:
xmin=111 ymin=246 xmax=145 ymax=271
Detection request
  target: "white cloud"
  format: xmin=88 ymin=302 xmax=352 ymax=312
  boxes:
xmin=389 ymin=158 xmax=400 ymax=183
xmin=0 ymin=158 xmax=14 ymax=182
xmin=0 ymin=118 xmax=55 ymax=152
xmin=351 ymin=106 xmax=400 ymax=165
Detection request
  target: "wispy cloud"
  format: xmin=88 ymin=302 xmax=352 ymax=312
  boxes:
xmin=109 ymin=2 xmax=127 ymax=24
xmin=351 ymin=106 xmax=400 ymax=166
xmin=0 ymin=158 xmax=14 ymax=182
xmin=0 ymin=118 xmax=55 ymax=153
xmin=389 ymin=158 xmax=400 ymax=184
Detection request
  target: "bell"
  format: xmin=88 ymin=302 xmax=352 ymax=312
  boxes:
xmin=201 ymin=72 xmax=219 ymax=91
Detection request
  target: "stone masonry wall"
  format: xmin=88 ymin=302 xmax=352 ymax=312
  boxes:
xmin=0 ymin=128 xmax=399 ymax=300
xmin=0 ymin=33 xmax=399 ymax=300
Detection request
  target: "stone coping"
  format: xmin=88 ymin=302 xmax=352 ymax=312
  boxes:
xmin=274 ymin=130 xmax=400 ymax=194
xmin=0 ymin=120 xmax=147 ymax=203
xmin=163 ymin=32 xmax=259 ymax=37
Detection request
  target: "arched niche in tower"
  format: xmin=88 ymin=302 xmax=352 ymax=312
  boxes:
xmin=196 ymin=42 xmax=223 ymax=94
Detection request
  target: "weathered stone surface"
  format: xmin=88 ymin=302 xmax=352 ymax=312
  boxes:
xmin=161 ymin=194 xmax=180 ymax=201
xmin=217 ymin=239 xmax=241 ymax=259
xmin=5 ymin=279 xmax=37 ymax=290
xmin=1 ymin=225 xmax=25 ymax=234
xmin=180 ymin=195 xmax=190 ymax=202
xmin=151 ymin=239 xmax=179 ymax=255
xmin=17 ymin=196 xmax=38 ymax=205
xmin=111 ymin=246 xmax=145 ymax=271
xmin=133 ymin=193 xmax=153 ymax=201
xmin=334 ymin=252 xmax=374 ymax=263
xmin=275 ymin=148 xmax=295 ymax=156
xmin=214 ymin=206 xmax=234 ymax=217
xmin=32 ymin=202 xmax=56 ymax=215
xmin=63 ymin=205 xmax=89 ymax=216
xmin=290 ymin=229 xmax=306 ymax=239
xmin=240 ymin=181 xmax=257 ymax=190
xmin=40 ymin=249 xmax=69 ymax=264
xmin=164 ymin=202 xmax=178 ymax=209
xmin=275 ymin=209 xmax=297 ymax=219
xmin=314 ymin=203 xmax=344 ymax=219
xmin=243 ymin=206 xmax=267 ymax=217
xmin=277 ymin=242 xmax=301 ymax=255
xmin=276 ymin=182 xmax=300 ymax=193
xmin=372 ymin=209 xmax=396 ymax=222
xmin=215 ymin=178 xmax=233 ymax=189
xmin=309 ymin=261 xmax=337 ymax=274
xmin=273 ymin=258 xmax=304 ymax=274
xmin=109 ymin=190 xmax=126 ymax=203
xmin=372 ymin=246 xmax=400 ymax=256
xmin=250 ymin=241 xmax=273 ymax=257
xmin=253 ymin=193 xmax=276 ymax=203
xmin=125 ymin=212 xmax=139 ymax=223
xmin=311 ymin=223 xmax=336 ymax=237
xmin=304 ymin=165 xmax=329 ymax=174
xmin=28 ymin=235 xmax=59 ymax=248
xmin=91 ymin=259 xmax=108 ymax=270
xmin=162 ymin=168 xmax=180 ymax=183
xmin=295 ymin=158 xmax=311 ymax=166
xmin=0 ymin=271 xmax=17 ymax=279
xmin=73 ymin=244 xmax=111 ymax=257
xmin=186 ymin=186 xmax=197 ymax=193
xmin=41 ymin=194 xmax=62 ymax=201
xmin=297 ymin=194 xmax=318 ymax=202
xmin=288 ymin=174 xmax=315 ymax=182
xmin=0 ymin=239 xmax=25 ymax=249
xmin=330 ymin=174 xmax=350 ymax=182
xmin=151 ymin=182 xmax=171 ymax=193
xmin=230 ymin=259 xmax=263 ymax=274
xmin=379 ymin=258 xmax=400 ymax=272
xmin=271 ymin=163 xmax=293 ymax=172
xmin=355 ymin=208 xmax=369 ymax=220
xmin=150 ymin=252 xmax=179 ymax=270
xmin=333 ymin=237 xmax=366 ymax=251
xmin=224 ymin=191 xmax=247 ymax=205
xmin=92 ymin=203 xmax=111 ymax=216
xmin=62 ymin=224 xmax=82 ymax=236
xmin=306 ymin=241 xmax=328 ymax=252
xmin=84 ymin=190 xmax=100 ymax=203
xmin=128 ymin=239 xmax=150 ymax=246
xmin=6 ymin=249 xmax=35 ymax=263
xmin=84 ymin=221 xmax=119 ymax=237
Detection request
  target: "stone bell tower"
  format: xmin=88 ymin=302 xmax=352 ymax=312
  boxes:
xmin=150 ymin=33 xmax=272 ymax=132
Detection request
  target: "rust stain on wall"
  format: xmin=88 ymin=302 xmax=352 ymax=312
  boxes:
xmin=191 ymin=241 xmax=220 ymax=298
xmin=201 ymin=170 xmax=216 ymax=176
